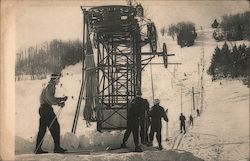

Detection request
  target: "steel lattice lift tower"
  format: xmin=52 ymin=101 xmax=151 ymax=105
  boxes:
xmin=72 ymin=4 xmax=174 ymax=133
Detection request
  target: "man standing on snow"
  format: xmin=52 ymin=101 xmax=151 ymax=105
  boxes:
xmin=121 ymin=91 xmax=148 ymax=152
xmin=180 ymin=113 xmax=186 ymax=134
xmin=196 ymin=109 xmax=200 ymax=117
xmin=34 ymin=74 xmax=68 ymax=154
xmin=147 ymin=99 xmax=168 ymax=150
xmin=189 ymin=114 xmax=194 ymax=127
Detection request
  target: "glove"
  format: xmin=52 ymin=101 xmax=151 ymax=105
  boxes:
xmin=63 ymin=96 xmax=68 ymax=101
xmin=59 ymin=96 xmax=68 ymax=102
xmin=61 ymin=96 xmax=68 ymax=101
xmin=59 ymin=102 xmax=65 ymax=108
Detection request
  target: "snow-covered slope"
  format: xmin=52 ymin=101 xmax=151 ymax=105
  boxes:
xmin=15 ymin=28 xmax=249 ymax=161
xmin=180 ymin=80 xmax=249 ymax=161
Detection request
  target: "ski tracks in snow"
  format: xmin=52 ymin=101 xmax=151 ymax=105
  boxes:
xmin=171 ymin=120 xmax=194 ymax=150
xmin=171 ymin=132 xmax=185 ymax=150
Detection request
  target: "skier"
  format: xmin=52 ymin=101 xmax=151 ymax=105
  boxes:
xmin=179 ymin=113 xmax=186 ymax=134
xmin=148 ymin=99 xmax=168 ymax=150
xmin=196 ymin=109 xmax=200 ymax=117
xmin=34 ymin=74 xmax=68 ymax=154
xmin=189 ymin=114 xmax=194 ymax=127
xmin=121 ymin=91 xmax=148 ymax=152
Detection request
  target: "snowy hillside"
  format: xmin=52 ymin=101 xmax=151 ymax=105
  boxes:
xmin=15 ymin=28 xmax=249 ymax=161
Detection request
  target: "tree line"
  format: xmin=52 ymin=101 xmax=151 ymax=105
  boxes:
xmin=15 ymin=39 xmax=82 ymax=81
xmin=208 ymin=42 xmax=250 ymax=82
xmin=164 ymin=21 xmax=197 ymax=47
xmin=212 ymin=11 xmax=249 ymax=41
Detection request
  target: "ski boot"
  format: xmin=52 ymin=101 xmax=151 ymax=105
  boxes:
xmin=34 ymin=148 xmax=48 ymax=154
xmin=120 ymin=142 xmax=127 ymax=148
xmin=147 ymin=141 xmax=153 ymax=147
xmin=135 ymin=146 xmax=143 ymax=152
xmin=158 ymin=145 xmax=163 ymax=151
xmin=54 ymin=147 xmax=67 ymax=154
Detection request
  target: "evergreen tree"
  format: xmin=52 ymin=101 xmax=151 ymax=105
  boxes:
xmin=220 ymin=11 xmax=249 ymax=41
xmin=208 ymin=46 xmax=221 ymax=79
xmin=231 ymin=44 xmax=240 ymax=77
xmin=220 ymin=42 xmax=231 ymax=77
xmin=211 ymin=19 xmax=219 ymax=28
xmin=208 ymin=43 xmax=250 ymax=83
xmin=167 ymin=21 xmax=197 ymax=47
xmin=15 ymin=39 xmax=83 ymax=80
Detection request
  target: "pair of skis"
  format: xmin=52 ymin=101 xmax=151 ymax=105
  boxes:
xmin=65 ymin=147 xmax=129 ymax=154
xmin=107 ymin=144 xmax=165 ymax=152
xmin=66 ymin=145 xmax=164 ymax=154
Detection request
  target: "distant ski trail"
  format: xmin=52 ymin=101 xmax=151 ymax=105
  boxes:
xmin=171 ymin=120 xmax=193 ymax=149
xmin=176 ymin=133 xmax=186 ymax=149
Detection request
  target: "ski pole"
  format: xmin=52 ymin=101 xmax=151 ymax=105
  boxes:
xmin=34 ymin=107 xmax=63 ymax=154
xmin=165 ymin=109 xmax=169 ymax=141
xmin=144 ymin=110 xmax=147 ymax=143
xmin=166 ymin=121 xmax=169 ymax=141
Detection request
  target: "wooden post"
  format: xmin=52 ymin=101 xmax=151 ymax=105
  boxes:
xmin=181 ymin=87 xmax=183 ymax=113
xmin=192 ymin=87 xmax=195 ymax=110
xmin=150 ymin=63 xmax=155 ymax=102
xmin=200 ymin=26 xmax=205 ymax=114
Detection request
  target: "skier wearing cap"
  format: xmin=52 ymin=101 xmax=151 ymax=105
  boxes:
xmin=34 ymin=74 xmax=68 ymax=154
xmin=121 ymin=91 xmax=149 ymax=152
xmin=148 ymin=99 xmax=168 ymax=150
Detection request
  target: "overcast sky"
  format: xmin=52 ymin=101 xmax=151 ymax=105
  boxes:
xmin=15 ymin=0 xmax=249 ymax=50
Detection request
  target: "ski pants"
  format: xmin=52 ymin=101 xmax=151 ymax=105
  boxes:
xmin=180 ymin=122 xmax=186 ymax=132
xmin=190 ymin=120 xmax=193 ymax=127
xmin=36 ymin=104 xmax=60 ymax=150
xmin=123 ymin=119 xmax=139 ymax=147
xmin=149 ymin=126 xmax=162 ymax=146
xmin=140 ymin=118 xmax=149 ymax=144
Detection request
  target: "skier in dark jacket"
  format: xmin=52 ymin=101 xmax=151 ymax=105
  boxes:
xmin=180 ymin=113 xmax=186 ymax=134
xmin=121 ymin=91 xmax=148 ymax=152
xmin=196 ymin=109 xmax=200 ymax=117
xmin=189 ymin=114 xmax=194 ymax=127
xmin=148 ymin=99 xmax=168 ymax=150
xmin=34 ymin=74 xmax=68 ymax=154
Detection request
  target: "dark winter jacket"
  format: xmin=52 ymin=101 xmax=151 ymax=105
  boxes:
xmin=128 ymin=96 xmax=149 ymax=121
xmin=40 ymin=80 xmax=62 ymax=106
xmin=180 ymin=114 xmax=186 ymax=124
xmin=189 ymin=115 xmax=193 ymax=121
xmin=149 ymin=104 xmax=168 ymax=129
